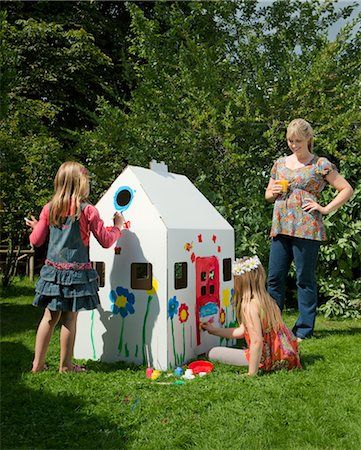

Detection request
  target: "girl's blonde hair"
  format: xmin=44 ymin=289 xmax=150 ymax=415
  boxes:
xmin=233 ymin=258 xmax=282 ymax=332
xmin=50 ymin=161 xmax=90 ymax=227
xmin=286 ymin=118 xmax=314 ymax=151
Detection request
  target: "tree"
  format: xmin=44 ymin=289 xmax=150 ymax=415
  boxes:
xmin=76 ymin=0 xmax=360 ymax=316
xmin=0 ymin=11 xmax=113 ymax=285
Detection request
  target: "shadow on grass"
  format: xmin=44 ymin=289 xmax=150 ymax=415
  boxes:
xmin=0 ymin=279 xmax=36 ymax=299
xmin=84 ymin=358 xmax=145 ymax=374
xmin=0 ymin=302 xmax=42 ymax=337
xmin=0 ymin=341 xmax=133 ymax=449
xmin=313 ymin=327 xmax=361 ymax=339
xmin=299 ymin=353 xmax=325 ymax=369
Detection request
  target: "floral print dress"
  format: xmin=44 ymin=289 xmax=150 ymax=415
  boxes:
xmin=270 ymin=155 xmax=337 ymax=241
xmin=244 ymin=314 xmax=302 ymax=371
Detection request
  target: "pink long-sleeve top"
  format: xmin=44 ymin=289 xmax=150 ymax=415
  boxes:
xmin=30 ymin=203 xmax=121 ymax=248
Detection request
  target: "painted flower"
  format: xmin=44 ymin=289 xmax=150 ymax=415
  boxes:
xmin=230 ymin=288 xmax=234 ymax=305
xmin=219 ymin=308 xmax=226 ymax=325
xmin=168 ymin=296 xmax=179 ymax=320
xmin=178 ymin=303 xmax=189 ymax=323
xmin=110 ymin=286 xmax=135 ymax=318
xmin=222 ymin=288 xmax=231 ymax=308
xmin=146 ymin=278 xmax=158 ymax=295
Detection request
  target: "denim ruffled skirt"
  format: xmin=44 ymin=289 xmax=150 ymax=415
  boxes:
xmin=33 ymin=265 xmax=100 ymax=312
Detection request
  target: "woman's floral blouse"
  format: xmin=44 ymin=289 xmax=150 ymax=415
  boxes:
xmin=270 ymin=155 xmax=337 ymax=241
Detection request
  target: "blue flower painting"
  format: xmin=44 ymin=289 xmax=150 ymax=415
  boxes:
xmin=110 ymin=286 xmax=135 ymax=318
xmin=168 ymin=296 xmax=179 ymax=319
xmin=109 ymin=286 xmax=135 ymax=355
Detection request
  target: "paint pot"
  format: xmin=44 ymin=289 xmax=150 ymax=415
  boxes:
xmin=150 ymin=370 xmax=161 ymax=380
xmin=187 ymin=360 xmax=214 ymax=374
xmin=174 ymin=367 xmax=183 ymax=376
xmin=146 ymin=368 xmax=154 ymax=379
xmin=182 ymin=369 xmax=195 ymax=380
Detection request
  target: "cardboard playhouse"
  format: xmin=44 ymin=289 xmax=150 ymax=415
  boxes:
xmin=74 ymin=161 xmax=235 ymax=370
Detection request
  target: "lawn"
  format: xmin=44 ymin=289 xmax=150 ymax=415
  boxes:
xmin=1 ymin=278 xmax=361 ymax=450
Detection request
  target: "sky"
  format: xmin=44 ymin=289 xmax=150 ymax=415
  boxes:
xmin=259 ymin=0 xmax=361 ymax=40
xmin=327 ymin=0 xmax=361 ymax=40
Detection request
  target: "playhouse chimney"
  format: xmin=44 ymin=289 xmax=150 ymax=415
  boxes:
xmin=150 ymin=160 xmax=168 ymax=174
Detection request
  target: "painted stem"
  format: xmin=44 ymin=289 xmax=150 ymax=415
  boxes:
xmin=171 ymin=319 xmax=178 ymax=366
xmin=118 ymin=317 xmax=125 ymax=354
xmin=142 ymin=296 xmax=153 ymax=365
xmin=226 ymin=308 xmax=229 ymax=346
xmin=90 ymin=310 xmax=96 ymax=360
xmin=181 ymin=324 xmax=186 ymax=365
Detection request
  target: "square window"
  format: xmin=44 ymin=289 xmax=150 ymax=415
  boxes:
xmin=223 ymin=258 xmax=232 ymax=281
xmin=201 ymin=286 xmax=206 ymax=296
xmin=131 ymin=263 xmax=152 ymax=290
xmin=92 ymin=261 xmax=105 ymax=287
xmin=201 ymin=271 xmax=207 ymax=281
xmin=209 ymin=270 xmax=215 ymax=280
xmin=210 ymin=285 xmax=215 ymax=295
xmin=175 ymin=262 xmax=187 ymax=289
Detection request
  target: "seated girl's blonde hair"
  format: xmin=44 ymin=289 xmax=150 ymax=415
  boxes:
xmin=233 ymin=257 xmax=283 ymax=332
xmin=50 ymin=161 xmax=90 ymax=227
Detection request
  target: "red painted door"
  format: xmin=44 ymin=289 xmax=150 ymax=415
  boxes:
xmin=195 ymin=256 xmax=220 ymax=346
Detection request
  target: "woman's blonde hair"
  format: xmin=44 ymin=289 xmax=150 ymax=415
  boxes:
xmin=286 ymin=118 xmax=314 ymax=151
xmin=50 ymin=161 xmax=90 ymax=227
xmin=233 ymin=258 xmax=283 ymax=332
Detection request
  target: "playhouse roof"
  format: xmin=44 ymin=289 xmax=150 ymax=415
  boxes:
xmin=125 ymin=163 xmax=232 ymax=231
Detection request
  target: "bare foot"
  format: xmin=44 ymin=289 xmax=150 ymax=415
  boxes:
xmin=31 ymin=364 xmax=48 ymax=373
xmin=59 ymin=364 xmax=87 ymax=373
xmin=296 ymin=337 xmax=303 ymax=343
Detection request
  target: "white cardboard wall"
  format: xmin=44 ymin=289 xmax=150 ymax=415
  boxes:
xmin=74 ymin=163 xmax=235 ymax=370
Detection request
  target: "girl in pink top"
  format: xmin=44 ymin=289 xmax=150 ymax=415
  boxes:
xmin=26 ymin=161 xmax=123 ymax=373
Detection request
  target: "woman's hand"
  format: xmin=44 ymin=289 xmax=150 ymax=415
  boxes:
xmin=302 ymin=198 xmax=328 ymax=215
xmin=265 ymin=178 xmax=283 ymax=202
xmin=25 ymin=216 xmax=38 ymax=230
xmin=271 ymin=182 xmax=284 ymax=196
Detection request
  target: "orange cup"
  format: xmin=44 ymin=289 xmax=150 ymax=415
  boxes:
xmin=277 ymin=179 xmax=288 ymax=192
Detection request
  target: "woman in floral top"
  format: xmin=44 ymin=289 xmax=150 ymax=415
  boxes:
xmin=265 ymin=118 xmax=353 ymax=341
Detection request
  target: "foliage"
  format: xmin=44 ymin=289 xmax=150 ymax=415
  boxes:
xmin=76 ymin=0 xmax=361 ymax=316
xmin=2 ymin=0 xmax=153 ymax=105
xmin=3 ymin=3 xmax=114 ymax=134
xmin=0 ymin=12 xmax=112 ymax=285
xmin=1 ymin=1 xmax=360 ymax=318
xmin=1 ymin=279 xmax=361 ymax=449
xmin=318 ymin=278 xmax=361 ymax=319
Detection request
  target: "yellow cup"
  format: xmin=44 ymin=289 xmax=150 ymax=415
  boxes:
xmin=277 ymin=179 xmax=289 ymax=192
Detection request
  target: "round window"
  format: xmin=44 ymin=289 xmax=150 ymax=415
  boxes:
xmin=113 ymin=186 xmax=134 ymax=212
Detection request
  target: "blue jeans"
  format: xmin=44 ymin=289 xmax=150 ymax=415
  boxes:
xmin=267 ymin=235 xmax=321 ymax=339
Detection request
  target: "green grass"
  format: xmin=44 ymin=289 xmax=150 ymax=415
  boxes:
xmin=1 ymin=278 xmax=361 ymax=450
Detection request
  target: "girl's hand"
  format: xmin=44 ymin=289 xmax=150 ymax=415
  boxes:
xmin=113 ymin=212 xmax=124 ymax=230
xmin=25 ymin=216 xmax=38 ymax=229
xmin=302 ymin=198 xmax=328 ymax=215
xmin=201 ymin=322 xmax=218 ymax=335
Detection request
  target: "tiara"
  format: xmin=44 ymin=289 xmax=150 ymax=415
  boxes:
xmin=232 ymin=256 xmax=261 ymax=276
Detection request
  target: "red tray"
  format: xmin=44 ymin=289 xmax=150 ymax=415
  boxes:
xmin=188 ymin=360 xmax=214 ymax=374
